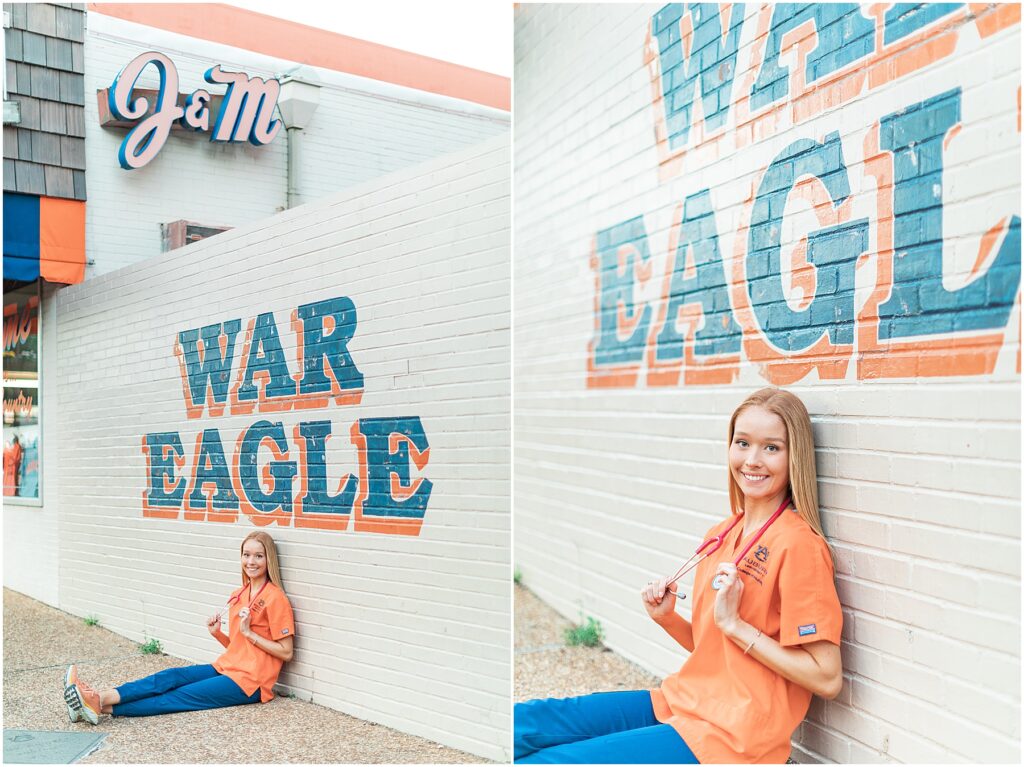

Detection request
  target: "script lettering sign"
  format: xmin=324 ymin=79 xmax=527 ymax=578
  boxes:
xmin=107 ymin=51 xmax=282 ymax=170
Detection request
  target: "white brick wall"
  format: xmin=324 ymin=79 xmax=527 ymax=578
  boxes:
xmin=55 ymin=135 xmax=510 ymax=761
xmin=82 ymin=11 xmax=509 ymax=276
xmin=514 ymin=4 xmax=1019 ymax=763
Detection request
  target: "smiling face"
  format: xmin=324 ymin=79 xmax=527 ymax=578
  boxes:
xmin=729 ymin=405 xmax=791 ymax=508
xmin=241 ymin=538 xmax=268 ymax=583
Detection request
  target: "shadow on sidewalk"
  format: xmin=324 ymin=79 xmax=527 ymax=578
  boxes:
xmin=3 ymin=589 xmax=483 ymax=764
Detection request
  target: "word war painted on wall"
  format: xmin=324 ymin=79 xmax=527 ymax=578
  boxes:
xmin=588 ymin=3 xmax=1021 ymax=388
xmin=142 ymin=297 xmax=433 ymax=536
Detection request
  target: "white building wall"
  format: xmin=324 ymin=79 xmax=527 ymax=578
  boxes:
xmin=514 ymin=4 xmax=1020 ymax=764
xmin=82 ymin=11 xmax=510 ymax=275
xmin=55 ymin=135 xmax=510 ymax=761
xmin=3 ymin=281 xmax=61 ymax=607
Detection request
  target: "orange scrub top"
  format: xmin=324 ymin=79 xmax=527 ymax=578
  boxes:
xmin=650 ymin=509 xmax=842 ymax=763
xmin=214 ymin=581 xmax=295 ymax=702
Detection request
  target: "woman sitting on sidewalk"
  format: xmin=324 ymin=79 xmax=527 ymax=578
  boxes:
xmin=515 ymin=387 xmax=843 ymax=763
xmin=64 ymin=531 xmax=294 ymax=723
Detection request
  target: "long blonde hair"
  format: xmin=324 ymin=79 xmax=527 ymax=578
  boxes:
xmin=727 ymin=387 xmax=833 ymax=561
xmin=240 ymin=531 xmax=284 ymax=590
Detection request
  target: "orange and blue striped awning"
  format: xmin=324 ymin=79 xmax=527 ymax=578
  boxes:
xmin=3 ymin=193 xmax=86 ymax=284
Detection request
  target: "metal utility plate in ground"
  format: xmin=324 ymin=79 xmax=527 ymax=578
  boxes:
xmin=3 ymin=729 xmax=105 ymax=764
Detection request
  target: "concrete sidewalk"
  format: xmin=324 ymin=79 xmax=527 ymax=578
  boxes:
xmin=3 ymin=589 xmax=484 ymax=764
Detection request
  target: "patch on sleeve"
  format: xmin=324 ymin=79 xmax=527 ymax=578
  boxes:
xmin=798 ymin=623 xmax=817 ymax=636
xmin=281 ymin=628 xmax=290 ymax=635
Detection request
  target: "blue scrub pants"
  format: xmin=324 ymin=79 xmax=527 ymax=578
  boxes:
xmin=514 ymin=690 xmax=699 ymax=763
xmin=112 ymin=664 xmax=259 ymax=717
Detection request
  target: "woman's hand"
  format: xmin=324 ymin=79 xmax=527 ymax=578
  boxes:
xmin=206 ymin=614 xmax=221 ymax=637
xmin=641 ymin=577 xmax=678 ymax=624
xmin=713 ymin=562 xmax=744 ymax=635
xmin=238 ymin=607 xmax=252 ymax=637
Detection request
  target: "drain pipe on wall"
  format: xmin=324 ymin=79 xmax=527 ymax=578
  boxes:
xmin=277 ymin=68 xmax=321 ymax=210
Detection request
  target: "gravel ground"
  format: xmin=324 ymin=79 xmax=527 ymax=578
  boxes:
xmin=3 ymin=588 xmax=486 ymax=764
xmin=514 ymin=584 xmax=659 ymax=702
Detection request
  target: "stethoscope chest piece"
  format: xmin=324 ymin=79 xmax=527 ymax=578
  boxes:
xmin=711 ymin=574 xmax=725 ymax=591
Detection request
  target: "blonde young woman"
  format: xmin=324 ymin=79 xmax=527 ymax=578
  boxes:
xmin=64 ymin=531 xmax=295 ymax=723
xmin=515 ymin=388 xmax=843 ymax=763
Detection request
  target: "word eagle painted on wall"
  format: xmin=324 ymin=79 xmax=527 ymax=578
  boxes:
xmin=108 ymin=51 xmax=282 ymax=170
xmin=589 ymin=3 xmax=1021 ymax=387
xmin=141 ymin=297 xmax=432 ymax=536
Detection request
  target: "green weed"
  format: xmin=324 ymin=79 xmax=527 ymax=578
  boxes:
xmin=140 ymin=637 xmax=163 ymax=655
xmin=514 ymin=567 xmax=522 ymax=585
xmin=83 ymin=615 xmax=100 ymax=627
xmin=564 ymin=616 xmax=604 ymax=648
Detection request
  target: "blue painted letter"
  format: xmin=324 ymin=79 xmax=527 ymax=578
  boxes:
xmin=296 ymin=297 xmax=364 ymax=397
xmin=593 ymin=216 xmax=653 ymax=367
xmin=178 ymin=319 xmax=240 ymax=414
xmin=297 ymin=420 xmax=357 ymax=516
xmin=237 ymin=312 xmax=296 ymax=402
xmin=748 ymin=132 xmax=868 ymax=351
xmin=751 ymin=4 xmax=874 ymax=111
xmin=878 ymin=88 xmax=1021 ymax=339
xmin=238 ymin=420 xmax=297 ymax=515
xmin=655 ymin=189 xmax=741 ymax=361
xmin=652 ymin=3 xmax=745 ymax=149
xmin=144 ymin=432 xmax=186 ymax=509
xmin=359 ymin=416 xmax=432 ymax=521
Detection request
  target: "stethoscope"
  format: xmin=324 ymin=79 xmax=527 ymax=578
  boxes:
xmin=664 ymin=496 xmax=791 ymax=598
xmin=214 ymin=579 xmax=270 ymax=625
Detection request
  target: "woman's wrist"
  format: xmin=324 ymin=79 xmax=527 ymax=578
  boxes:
xmin=653 ymin=609 xmax=682 ymax=628
xmin=720 ymin=617 xmax=748 ymax=641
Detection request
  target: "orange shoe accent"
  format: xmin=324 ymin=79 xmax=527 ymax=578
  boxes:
xmin=64 ymin=681 xmax=101 ymax=725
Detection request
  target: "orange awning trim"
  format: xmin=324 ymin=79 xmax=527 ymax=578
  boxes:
xmin=39 ymin=197 xmax=86 ymax=285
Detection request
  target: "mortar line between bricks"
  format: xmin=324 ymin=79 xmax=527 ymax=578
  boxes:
xmin=4 ymin=653 xmax=156 ymax=674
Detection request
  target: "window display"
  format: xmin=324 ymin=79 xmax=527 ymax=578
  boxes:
xmin=3 ymin=282 xmax=40 ymax=500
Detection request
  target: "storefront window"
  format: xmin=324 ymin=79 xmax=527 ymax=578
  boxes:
xmin=3 ymin=282 xmax=41 ymax=500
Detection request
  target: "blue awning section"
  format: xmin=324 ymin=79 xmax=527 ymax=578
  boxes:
xmin=3 ymin=193 xmax=41 ymax=281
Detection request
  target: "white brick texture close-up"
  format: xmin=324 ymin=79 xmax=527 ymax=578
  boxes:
xmin=514 ymin=4 xmax=1019 ymax=764
xmin=52 ymin=135 xmax=510 ymax=761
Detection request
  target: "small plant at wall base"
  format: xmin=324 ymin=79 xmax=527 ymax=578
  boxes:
xmin=83 ymin=615 xmax=100 ymax=627
xmin=140 ymin=637 xmax=163 ymax=655
xmin=514 ymin=567 xmax=522 ymax=585
xmin=564 ymin=616 xmax=604 ymax=648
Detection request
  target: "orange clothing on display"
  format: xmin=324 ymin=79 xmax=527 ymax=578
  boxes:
xmin=4 ymin=441 xmax=23 ymax=496
xmin=213 ymin=581 xmax=294 ymax=702
xmin=650 ymin=509 xmax=842 ymax=763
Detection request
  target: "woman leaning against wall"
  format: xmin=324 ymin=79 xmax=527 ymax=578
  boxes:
xmin=64 ymin=531 xmax=294 ymax=721
xmin=515 ymin=387 xmax=843 ymax=764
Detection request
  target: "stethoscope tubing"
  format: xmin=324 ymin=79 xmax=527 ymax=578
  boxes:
xmin=214 ymin=579 xmax=270 ymax=621
xmin=665 ymin=496 xmax=792 ymax=596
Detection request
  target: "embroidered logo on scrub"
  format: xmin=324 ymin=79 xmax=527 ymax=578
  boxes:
xmin=755 ymin=545 xmax=769 ymax=562
xmin=798 ymin=624 xmax=817 ymax=636
xmin=282 ymin=628 xmax=289 ymax=635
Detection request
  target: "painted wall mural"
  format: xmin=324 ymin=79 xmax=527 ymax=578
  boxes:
xmin=142 ymin=296 xmax=432 ymax=535
xmin=588 ymin=3 xmax=1021 ymax=387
